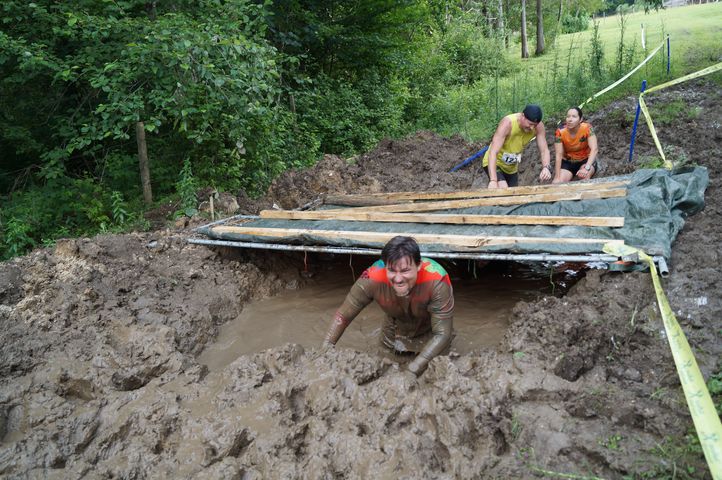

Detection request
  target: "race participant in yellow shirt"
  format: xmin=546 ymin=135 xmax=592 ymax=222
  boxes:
xmin=482 ymin=104 xmax=552 ymax=189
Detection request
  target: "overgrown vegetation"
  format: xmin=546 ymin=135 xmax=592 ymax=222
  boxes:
xmin=2 ymin=1 xmax=721 ymax=259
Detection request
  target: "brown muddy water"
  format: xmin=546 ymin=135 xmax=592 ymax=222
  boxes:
xmin=199 ymin=260 xmax=581 ymax=372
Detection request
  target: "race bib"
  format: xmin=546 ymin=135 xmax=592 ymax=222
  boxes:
xmin=501 ymin=153 xmax=521 ymax=165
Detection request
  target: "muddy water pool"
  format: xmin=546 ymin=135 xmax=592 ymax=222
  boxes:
xmin=199 ymin=261 xmax=575 ymax=372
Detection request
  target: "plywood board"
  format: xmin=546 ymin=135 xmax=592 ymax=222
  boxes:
xmin=259 ymin=210 xmax=625 ymax=227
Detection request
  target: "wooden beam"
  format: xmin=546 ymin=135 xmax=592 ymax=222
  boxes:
xmin=211 ymin=226 xmax=624 ymax=248
xmin=259 ymin=209 xmax=625 ymax=227
xmin=332 ymin=188 xmax=626 ymax=213
xmin=326 ymin=180 xmax=629 ymax=206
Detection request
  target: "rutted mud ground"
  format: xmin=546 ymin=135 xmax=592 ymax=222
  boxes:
xmin=1 ymin=81 xmax=721 ymax=479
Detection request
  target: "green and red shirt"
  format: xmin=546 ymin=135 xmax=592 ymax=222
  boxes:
xmin=336 ymin=258 xmax=454 ymax=360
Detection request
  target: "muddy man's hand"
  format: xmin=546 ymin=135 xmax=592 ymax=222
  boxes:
xmin=396 ymin=369 xmax=418 ymax=391
xmin=407 ymin=356 xmax=427 ymax=376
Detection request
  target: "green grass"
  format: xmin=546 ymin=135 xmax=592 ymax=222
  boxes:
xmin=432 ymin=3 xmax=722 ymax=143
xmin=653 ymin=99 xmax=687 ymax=125
xmin=627 ymin=434 xmax=706 ymax=480
xmin=550 ymin=4 xmax=722 ymax=67
xmin=599 ymin=433 xmax=624 ymax=451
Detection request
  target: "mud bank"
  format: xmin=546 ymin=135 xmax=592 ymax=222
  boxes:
xmin=1 ymin=81 xmax=721 ymax=479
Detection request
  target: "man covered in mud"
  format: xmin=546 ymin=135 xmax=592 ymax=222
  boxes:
xmin=322 ymin=236 xmax=454 ymax=376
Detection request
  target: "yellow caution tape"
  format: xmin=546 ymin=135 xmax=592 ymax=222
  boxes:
xmin=604 ymin=243 xmax=722 ymax=480
xmin=525 ymin=42 xmax=665 ymax=150
xmin=638 ymin=94 xmax=671 ymax=168
xmin=638 ymin=62 xmax=722 ymax=169
xmin=644 ymin=62 xmax=722 ymax=95
xmin=578 ymin=42 xmax=664 ymax=109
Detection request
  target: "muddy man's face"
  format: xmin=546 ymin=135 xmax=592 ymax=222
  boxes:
xmin=386 ymin=256 xmax=421 ymax=297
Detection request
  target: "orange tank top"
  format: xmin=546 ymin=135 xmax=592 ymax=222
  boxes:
xmin=555 ymin=122 xmax=594 ymax=162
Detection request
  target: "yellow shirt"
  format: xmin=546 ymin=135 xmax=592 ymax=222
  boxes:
xmin=482 ymin=113 xmax=536 ymax=174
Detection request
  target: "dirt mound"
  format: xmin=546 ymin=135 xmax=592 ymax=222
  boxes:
xmin=267 ymin=131 xmax=479 ymax=209
xmin=1 ymin=81 xmax=721 ymax=479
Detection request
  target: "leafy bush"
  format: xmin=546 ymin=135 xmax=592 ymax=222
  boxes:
xmin=439 ymin=23 xmax=515 ymax=85
xmin=175 ymin=158 xmax=198 ymax=218
xmin=110 ymin=191 xmax=129 ymax=226
xmin=2 ymin=216 xmax=35 ymax=260
xmin=295 ymin=72 xmax=409 ymax=157
xmin=562 ymin=14 xmax=590 ymax=34
xmin=1 ymin=176 xmax=110 ymax=258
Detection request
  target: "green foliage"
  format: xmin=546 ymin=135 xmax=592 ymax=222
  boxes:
xmin=598 ymin=434 xmax=623 ymax=450
xmin=601 ymin=0 xmax=633 ymax=15
xmin=1 ymin=0 xmax=719 ymax=261
xmin=0 ymin=176 xmax=112 ymax=258
xmin=708 ymin=364 xmax=722 ymax=416
xmin=562 ymin=14 xmax=590 ymax=34
xmin=2 ymin=216 xmax=35 ymax=260
xmin=652 ymin=100 xmax=687 ymax=125
xmin=296 ymin=72 xmax=408 ymax=156
xmin=265 ymin=0 xmax=430 ymax=78
xmin=438 ymin=22 xmax=515 ymax=85
xmin=628 ymin=434 xmax=705 ymax=480
xmin=614 ymin=10 xmax=639 ymax=77
xmin=0 ymin=0 xmax=320 ymax=256
xmin=175 ymin=158 xmax=198 ymax=218
xmin=111 ymin=191 xmax=129 ymax=226
xmin=590 ymin=21 xmax=605 ymax=79
xmin=0 ymin=1 xmax=290 ymax=178
xmin=510 ymin=414 xmax=523 ymax=442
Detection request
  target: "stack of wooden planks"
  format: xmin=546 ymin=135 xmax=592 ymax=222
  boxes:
xmin=211 ymin=180 xmax=628 ymax=251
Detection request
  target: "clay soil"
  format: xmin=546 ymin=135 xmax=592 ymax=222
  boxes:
xmin=1 ymin=80 xmax=721 ymax=479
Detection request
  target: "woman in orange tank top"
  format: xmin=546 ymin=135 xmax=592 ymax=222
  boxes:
xmin=552 ymin=107 xmax=599 ymax=183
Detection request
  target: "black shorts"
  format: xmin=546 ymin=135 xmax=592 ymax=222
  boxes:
xmin=561 ymin=159 xmax=598 ymax=176
xmin=484 ymin=166 xmax=519 ymax=187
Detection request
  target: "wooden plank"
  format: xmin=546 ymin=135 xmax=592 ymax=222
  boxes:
xmin=259 ymin=209 xmax=625 ymax=227
xmin=211 ymin=226 xmax=624 ymax=248
xmin=332 ymin=188 xmax=627 ymax=213
xmin=326 ymin=180 xmax=629 ymax=206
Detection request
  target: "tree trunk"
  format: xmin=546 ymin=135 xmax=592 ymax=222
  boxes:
xmin=554 ymin=0 xmax=564 ymax=47
xmin=521 ymin=0 xmax=529 ymax=58
xmin=136 ymin=121 xmax=153 ymax=205
xmin=504 ymin=0 xmax=510 ymax=47
xmin=145 ymin=1 xmax=157 ymax=20
xmin=557 ymin=0 xmax=564 ymax=23
xmin=497 ymin=0 xmax=505 ymax=44
xmin=535 ymin=0 xmax=545 ymax=55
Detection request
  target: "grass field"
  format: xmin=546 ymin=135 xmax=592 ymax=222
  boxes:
xmin=441 ymin=3 xmax=722 ymax=141
xmin=546 ymin=2 xmax=722 ymax=73
xmin=520 ymin=2 xmax=722 ymax=87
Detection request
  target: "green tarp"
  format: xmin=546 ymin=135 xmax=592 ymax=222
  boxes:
xmin=199 ymin=167 xmax=708 ymax=260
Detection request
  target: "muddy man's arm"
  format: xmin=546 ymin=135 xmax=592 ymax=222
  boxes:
xmin=407 ymin=281 xmax=454 ymax=375
xmin=322 ymin=279 xmax=373 ymax=347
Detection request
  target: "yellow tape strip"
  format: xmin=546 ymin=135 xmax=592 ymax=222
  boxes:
xmin=638 ymin=62 xmax=722 ymax=169
xmin=579 ymin=42 xmax=664 ymax=109
xmin=638 ymin=95 xmax=670 ymax=168
xmin=645 ymin=62 xmax=722 ymax=95
xmin=604 ymin=243 xmax=722 ymax=480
